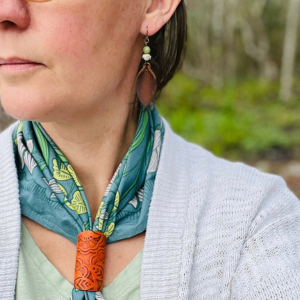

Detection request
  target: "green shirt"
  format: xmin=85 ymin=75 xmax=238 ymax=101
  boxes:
xmin=15 ymin=220 xmax=142 ymax=300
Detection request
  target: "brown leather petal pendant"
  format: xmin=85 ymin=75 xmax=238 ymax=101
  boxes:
xmin=136 ymin=64 xmax=157 ymax=107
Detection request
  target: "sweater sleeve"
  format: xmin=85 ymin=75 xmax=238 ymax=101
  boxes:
xmin=230 ymin=175 xmax=300 ymax=300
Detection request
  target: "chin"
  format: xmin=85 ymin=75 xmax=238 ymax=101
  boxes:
xmin=0 ymin=87 xmax=55 ymax=122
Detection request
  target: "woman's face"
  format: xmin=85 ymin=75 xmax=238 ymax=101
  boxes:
xmin=0 ymin=0 xmax=149 ymax=122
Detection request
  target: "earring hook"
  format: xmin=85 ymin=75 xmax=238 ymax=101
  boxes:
xmin=145 ymin=26 xmax=149 ymax=45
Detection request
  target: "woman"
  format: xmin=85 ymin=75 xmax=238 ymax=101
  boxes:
xmin=0 ymin=0 xmax=300 ymax=299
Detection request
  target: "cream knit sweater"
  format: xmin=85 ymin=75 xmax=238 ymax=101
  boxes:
xmin=0 ymin=120 xmax=300 ymax=300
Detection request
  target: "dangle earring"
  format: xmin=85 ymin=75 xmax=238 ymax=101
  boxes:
xmin=136 ymin=27 xmax=157 ymax=107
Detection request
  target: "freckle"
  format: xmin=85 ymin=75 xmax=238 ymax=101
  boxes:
xmin=92 ymin=44 xmax=97 ymax=54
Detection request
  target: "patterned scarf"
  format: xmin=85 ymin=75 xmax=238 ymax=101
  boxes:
xmin=12 ymin=103 xmax=164 ymax=300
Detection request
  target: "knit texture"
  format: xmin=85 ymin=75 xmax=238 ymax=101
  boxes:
xmin=0 ymin=121 xmax=21 ymax=299
xmin=1 ymin=119 xmax=300 ymax=299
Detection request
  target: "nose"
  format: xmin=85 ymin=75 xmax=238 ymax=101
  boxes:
xmin=0 ymin=0 xmax=30 ymax=30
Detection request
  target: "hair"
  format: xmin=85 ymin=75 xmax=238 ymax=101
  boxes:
xmin=136 ymin=0 xmax=188 ymax=103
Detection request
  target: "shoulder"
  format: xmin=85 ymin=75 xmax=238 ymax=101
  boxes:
xmin=0 ymin=121 xmax=19 ymax=153
xmin=0 ymin=121 xmax=20 ymax=214
xmin=168 ymin=132 xmax=300 ymax=298
xmin=162 ymin=119 xmax=300 ymax=239
xmin=179 ymin=131 xmax=300 ymax=237
xmin=0 ymin=122 xmax=21 ymax=297
xmin=0 ymin=121 xmax=19 ymax=179
xmin=168 ymin=124 xmax=295 ymax=206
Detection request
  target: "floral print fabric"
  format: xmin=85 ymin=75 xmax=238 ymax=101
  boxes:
xmin=12 ymin=103 xmax=164 ymax=300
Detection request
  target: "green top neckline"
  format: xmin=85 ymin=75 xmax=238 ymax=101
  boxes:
xmin=18 ymin=220 xmax=143 ymax=299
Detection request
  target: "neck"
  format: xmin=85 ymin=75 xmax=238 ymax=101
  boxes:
xmin=40 ymin=99 xmax=140 ymax=222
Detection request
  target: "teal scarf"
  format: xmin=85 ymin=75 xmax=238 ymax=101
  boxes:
xmin=13 ymin=103 xmax=164 ymax=300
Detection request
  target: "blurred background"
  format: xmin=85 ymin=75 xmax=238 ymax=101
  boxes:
xmin=1 ymin=0 xmax=300 ymax=197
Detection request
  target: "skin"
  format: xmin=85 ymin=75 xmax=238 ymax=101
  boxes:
xmin=0 ymin=0 xmax=181 ymax=288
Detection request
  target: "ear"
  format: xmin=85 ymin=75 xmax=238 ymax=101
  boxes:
xmin=140 ymin=0 xmax=182 ymax=36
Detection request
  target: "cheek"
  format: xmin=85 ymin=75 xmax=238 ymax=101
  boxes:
xmin=43 ymin=7 xmax=121 ymax=96
xmin=0 ymin=0 xmax=143 ymax=121
xmin=46 ymin=0 xmax=141 ymax=75
xmin=45 ymin=15 xmax=100 ymax=78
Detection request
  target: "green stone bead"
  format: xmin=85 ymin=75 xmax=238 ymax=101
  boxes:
xmin=143 ymin=46 xmax=151 ymax=54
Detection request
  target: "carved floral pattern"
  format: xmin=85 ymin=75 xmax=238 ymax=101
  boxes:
xmin=74 ymin=231 xmax=107 ymax=292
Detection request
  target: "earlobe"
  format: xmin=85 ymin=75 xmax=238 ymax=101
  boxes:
xmin=140 ymin=0 xmax=182 ymax=36
xmin=140 ymin=11 xmax=163 ymax=36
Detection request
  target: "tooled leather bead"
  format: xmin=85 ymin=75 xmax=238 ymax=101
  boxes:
xmin=74 ymin=231 xmax=107 ymax=292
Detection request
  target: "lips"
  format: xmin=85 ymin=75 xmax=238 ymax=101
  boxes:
xmin=0 ymin=57 xmax=41 ymax=65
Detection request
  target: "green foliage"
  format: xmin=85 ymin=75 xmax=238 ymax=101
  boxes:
xmin=156 ymin=72 xmax=300 ymax=161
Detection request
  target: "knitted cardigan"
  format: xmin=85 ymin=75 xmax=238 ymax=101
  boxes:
xmin=1 ymin=120 xmax=300 ymax=300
